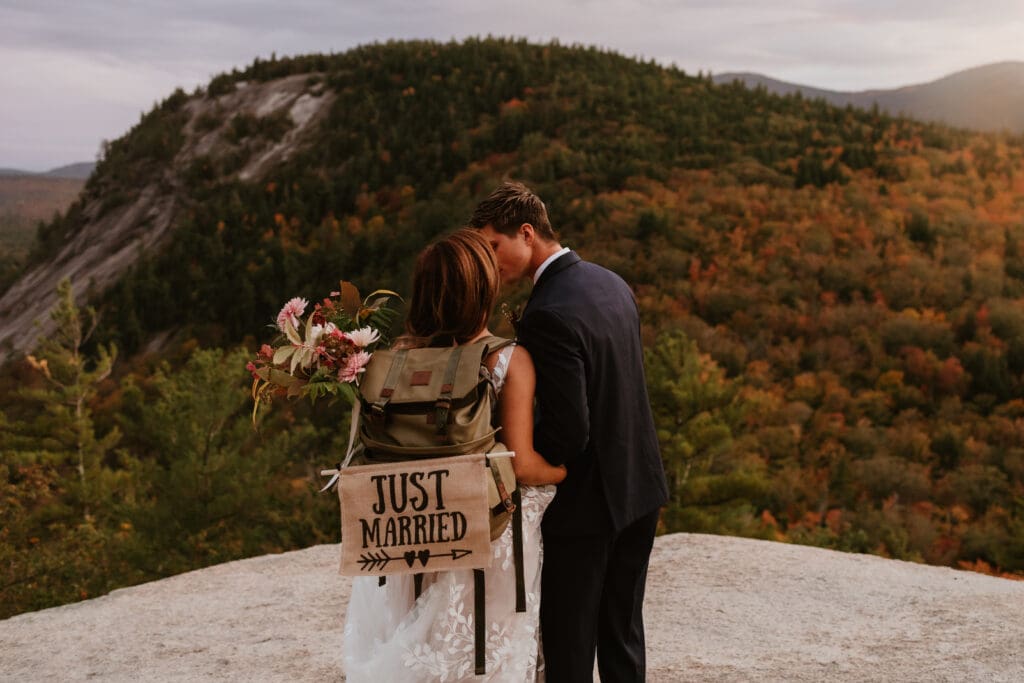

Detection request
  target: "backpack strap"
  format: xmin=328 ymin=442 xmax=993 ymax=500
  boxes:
xmin=477 ymin=335 xmax=514 ymax=358
xmin=413 ymin=573 xmax=424 ymax=600
xmin=511 ymin=489 xmax=526 ymax=612
xmin=474 ymin=568 xmax=486 ymax=675
xmin=435 ymin=345 xmax=465 ymax=435
xmin=488 ymin=458 xmax=516 ymax=518
xmin=369 ymin=348 xmax=408 ymax=422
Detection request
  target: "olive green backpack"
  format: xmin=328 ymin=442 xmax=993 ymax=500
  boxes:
xmin=355 ymin=335 xmax=526 ymax=677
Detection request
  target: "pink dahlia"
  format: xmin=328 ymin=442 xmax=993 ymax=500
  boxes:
xmin=276 ymin=297 xmax=308 ymax=332
xmin=338 ymin=350 xmax=372 ymax=383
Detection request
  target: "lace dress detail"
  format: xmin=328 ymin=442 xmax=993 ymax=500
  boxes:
xmin=344 ymin=344 xmax=555 ymax=682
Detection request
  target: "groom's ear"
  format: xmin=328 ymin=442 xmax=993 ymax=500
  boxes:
xmin=520 ymin=223 xmax=536 ymax=245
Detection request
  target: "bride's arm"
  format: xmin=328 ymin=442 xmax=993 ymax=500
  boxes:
xmin=495 ymin=346 xmax=568 ymax=486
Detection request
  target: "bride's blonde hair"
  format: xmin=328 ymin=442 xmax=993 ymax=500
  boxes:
xmin=400 ymin=228 xmax=500 ymax=347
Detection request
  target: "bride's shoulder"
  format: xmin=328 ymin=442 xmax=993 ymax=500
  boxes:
xmin=505 ymin=343 xmax=534 ymax=377
xmin=485 ymin=342 xmax=534 ymax=383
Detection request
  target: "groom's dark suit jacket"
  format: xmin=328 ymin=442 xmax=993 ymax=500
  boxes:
xmin=517 ymin=251 xmax=669 ymax=535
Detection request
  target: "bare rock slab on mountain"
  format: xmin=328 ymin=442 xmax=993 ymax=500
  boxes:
xmin=2 ymin=533 xmax=1023 ymax=682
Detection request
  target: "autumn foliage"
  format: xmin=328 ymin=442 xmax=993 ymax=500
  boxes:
xmin=4 ymin=39 xmax=1024 ymax=617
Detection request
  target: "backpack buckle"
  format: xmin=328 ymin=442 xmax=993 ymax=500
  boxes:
xmin=496 ymin=481 xmax=516 ymax=513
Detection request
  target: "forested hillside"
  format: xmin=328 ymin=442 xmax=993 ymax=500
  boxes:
xmin=3 ymin=38 xmax=1023 ymax=618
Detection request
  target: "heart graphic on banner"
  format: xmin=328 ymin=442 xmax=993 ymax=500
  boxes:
xmin=417 ymin=550 xmax=430 ymax=566
xmin=403 ymin=551 xmax=416 ymax=567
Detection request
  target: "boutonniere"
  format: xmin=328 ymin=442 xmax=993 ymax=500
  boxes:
xmin=501 ymin=302 xmax=522 ymax=334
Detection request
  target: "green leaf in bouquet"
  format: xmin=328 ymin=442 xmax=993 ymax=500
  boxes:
xmin=335 ymin=381 xmax=358 ymax=405
xmin=266 ymin=366 xmax=303 ymax=389
xmin=303 ymin=367 xmax=360 ymax=407
xmin=273 ymin=345 xmax=296 ymax=365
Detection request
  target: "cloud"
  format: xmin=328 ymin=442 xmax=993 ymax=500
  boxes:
xmin=2 ymin=0 xmax=1023 ymax=169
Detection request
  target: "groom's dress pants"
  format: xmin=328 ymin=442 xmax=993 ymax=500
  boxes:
xmin=540 ymin=508 xmax=660 ymax=683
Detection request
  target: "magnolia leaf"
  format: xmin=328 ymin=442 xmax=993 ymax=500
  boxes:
xmin=339 ymin=281 xmax=362 ymax=317
xmin=265 ymin=366 xmax=302 ymax=389
xmin=283 ymin=317 xmax=302 ymax=345
xmin=290 ymin=347 xmax=305 ymax=374
xmin=273 ymin=345 xmax=296 ymax=365
xmin=305 ymin=308 xmax=315 ymax=341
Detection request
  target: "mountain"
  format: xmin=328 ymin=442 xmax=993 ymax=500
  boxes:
xmin=3 ymin=39 xmax=1024 ymax=620
xmin=714 ymin=61 xmax=1024 ymax=132
xmin=2 ymin=535 xmax=1022 ymax=681
xmin=0 ymin=71 xmax=331 ymax=360
xmin=0 ymin=162 xmax=95 ymax=179
xmin=42 ymin=162 xmax=96 ymax=179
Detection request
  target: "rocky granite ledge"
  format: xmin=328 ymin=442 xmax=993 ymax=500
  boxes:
xmin=2 ymin=533 xmax=1023 ymax=681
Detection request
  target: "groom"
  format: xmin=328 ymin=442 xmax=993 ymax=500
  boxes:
xmin=471 ymin=182 xmax=669 ymax=682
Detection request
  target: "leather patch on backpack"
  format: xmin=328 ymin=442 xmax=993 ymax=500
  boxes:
xmin=410 ymin=370 xmax=432 ymax=386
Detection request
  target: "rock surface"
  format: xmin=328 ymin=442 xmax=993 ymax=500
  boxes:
xmin=0 ymin=74 xmax=333 ymax=364
xmin=2 ymin=533 xmax=1023 ymax=681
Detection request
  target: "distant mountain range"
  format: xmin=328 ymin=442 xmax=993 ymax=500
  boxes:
xmin=713 ymin=61 xmax=1024 ymax=133
xmin=0 ymin=162 xmax=95 ymax=180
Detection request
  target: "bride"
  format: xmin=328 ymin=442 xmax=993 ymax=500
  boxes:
xmin=343 ymin=229 xmax=567 ymax=681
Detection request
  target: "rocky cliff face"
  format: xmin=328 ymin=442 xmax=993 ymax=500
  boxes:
xmin=0 ymin=73 xmax=335 ymax=364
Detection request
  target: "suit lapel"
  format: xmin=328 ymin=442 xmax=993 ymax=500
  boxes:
xmin=524 ymin=251 xmax=581 ymax=314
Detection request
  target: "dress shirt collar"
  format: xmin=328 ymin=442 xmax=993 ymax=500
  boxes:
xmin=532 ymin=247 xmax=571 ymax=284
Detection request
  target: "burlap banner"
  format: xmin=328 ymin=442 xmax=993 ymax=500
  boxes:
xmin=338 ymin=453 xmax=492 ymax=576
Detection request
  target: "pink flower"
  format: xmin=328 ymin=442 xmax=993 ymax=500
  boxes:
xmin=246 ymin=361 xmax=258 ymax=377
xmin=276 ymin=297 xmax=308 ymax=332
xmin=337 ymin=351 xmax=372 ymax=383
xmin=259 ymin=344 xmax=274 ymax=359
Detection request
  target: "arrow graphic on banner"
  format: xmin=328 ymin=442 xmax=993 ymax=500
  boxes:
xmin=357 ymin=548 xmax=473 ymax=572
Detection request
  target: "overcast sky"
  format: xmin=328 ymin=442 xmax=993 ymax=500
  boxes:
xmin=2 ymin=0 xmax=1022 ymax=171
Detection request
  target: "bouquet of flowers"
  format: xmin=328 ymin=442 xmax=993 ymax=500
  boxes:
xmin=249 ymin=281 xmax=400 ymax=419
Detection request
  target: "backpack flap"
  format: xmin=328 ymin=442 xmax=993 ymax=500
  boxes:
xmin=359 ymin=340 xmax=500 ymax=457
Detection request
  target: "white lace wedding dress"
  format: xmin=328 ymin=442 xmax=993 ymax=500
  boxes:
xmin=343 ymin=345 xmax=556 ymax=682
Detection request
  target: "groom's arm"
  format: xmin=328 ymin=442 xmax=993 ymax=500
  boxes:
xmin=518 ymin=308 xmax=589 ymax=467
